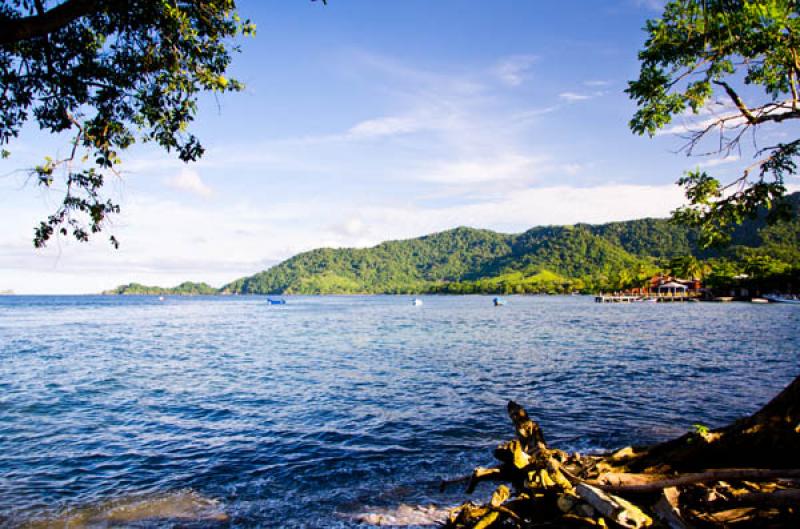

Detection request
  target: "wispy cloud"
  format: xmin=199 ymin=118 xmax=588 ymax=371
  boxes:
xmin=695 ymin=155 xmax=740 ymax=168
xmin=165 ymin=168 xmax=213 ymax=197
xmin=559 ymin=91 xmax=606 ymax=102
xmin=417 ymin=153 xmax=549 ymax=185
xmin=164 ymin=51 xmax=563 ymax=192
xmin=347 ymin=115 xmax=425 ymax=138
xmin=493 ymin=54 xmax=538 ymax=87
xmin=584 ymin=80 xmax=612 ymax=87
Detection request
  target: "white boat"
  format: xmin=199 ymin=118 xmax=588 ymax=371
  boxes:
xmin=764 ymin=294 xmax=800 ymax=304
xmin=412 ymin=298 xmax=423 ymax=306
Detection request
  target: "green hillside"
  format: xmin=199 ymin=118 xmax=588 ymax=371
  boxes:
xmin=220 ymin=225 xmax=671 ymax=295
xmin=222 ymin=227 xmax=514 ymax=294
xmin=103 ymin=281 xmax=218 ymax=296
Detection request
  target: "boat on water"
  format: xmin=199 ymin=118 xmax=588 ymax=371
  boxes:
xmin=493 ymin=297 xmax=506 ymax=306
xmin=412 ymin=298 xmax=423 ymax=306
xmin=764 ymin=294 xmax=800 ymax=304
xmin=267 ymin=298 xmax=286 ymax=305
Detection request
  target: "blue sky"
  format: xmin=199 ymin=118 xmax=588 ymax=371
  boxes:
xmin=1 ymin=0 xmax=795 ymax=293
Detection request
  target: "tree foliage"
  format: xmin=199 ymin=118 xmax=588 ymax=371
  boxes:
xmin=0 ymin=0 xmax=254 ymax=247
xmin=628 ymin=0 xmax=799 ymax=246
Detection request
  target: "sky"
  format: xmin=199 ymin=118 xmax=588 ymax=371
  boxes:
xmin=1 ymin=0 xmax=797 ymax=294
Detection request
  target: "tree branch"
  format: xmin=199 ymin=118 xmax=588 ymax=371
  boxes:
xmin=714 ymin=80 xmax=800 ymax=125
xmin=713 ymin=80 xmax=757 ymax=123
xmin=0 ymin=0 xmax=95 ymax=45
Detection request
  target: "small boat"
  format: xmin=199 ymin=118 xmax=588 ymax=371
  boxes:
xmin=158 ymin=296 xmax=165 ymax=302
xmin=751 ymin=298 xmax=769 ymax=304
xmin=267 ymin=298 xmax=286 ymax=305
xmin=493 ymin=297 xmax=506 ymax=306
xmin=412 ymin=298 xmax=423 ymax=306
xmin=764 ymin=294 xmax=800 ymax=304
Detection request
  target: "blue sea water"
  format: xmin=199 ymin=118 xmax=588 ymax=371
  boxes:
xmin=0 ymin=295 xmax=798 ymax=527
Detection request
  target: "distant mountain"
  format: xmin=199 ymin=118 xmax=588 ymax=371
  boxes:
xmin=106 ymin=192 xmax=800 ymax=295
xmin=103 ymin=281 xmax=217 ymax=296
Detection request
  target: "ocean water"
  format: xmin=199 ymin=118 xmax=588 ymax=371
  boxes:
xmin=0 ymin=295 xmax=798 ymax=527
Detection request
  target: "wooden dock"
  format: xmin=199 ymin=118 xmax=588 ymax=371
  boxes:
xmin=594 ymin=294 xmax=699 ymax=303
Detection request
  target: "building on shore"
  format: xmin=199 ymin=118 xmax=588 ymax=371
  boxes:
xmin=596 ymin=275 xmax=704 ymax=303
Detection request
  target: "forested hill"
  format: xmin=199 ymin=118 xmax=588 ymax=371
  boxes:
xmin=219 ymin=225 xmax=657 ymax=295
xmin=218 ymin=192 xmax=799 ymax=295
xmin=103 ymin=281 xmax=217 ymax=296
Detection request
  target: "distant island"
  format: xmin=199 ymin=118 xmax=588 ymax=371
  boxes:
xmin=103 ymin=281 xmax=217 ymax=296
xmin=0 ymin=289 xmax=15 ymax=295
xmin=106 ymin=192 xmax=799 ymax=296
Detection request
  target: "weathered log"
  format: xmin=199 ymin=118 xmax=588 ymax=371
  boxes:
xmin=699 ymin=507 xmax=758 ymax=524
xmin=507 ymin=400 xmax=546 ymax=453
xmin=446 ymin=502 xmax=491 ymax=528
xmin=494 ymin=438 xmax=531 ymax=470
xmin=707 ymin=487 xmax=800 ymax=508
xmin=489 ymin=484 xmax=510 ymax=508
xmin=591 ymin=468 xmax=800 ymax=493
xmin=468 ymin=486 xmax=510 ymax=529
xmin=652 ymin=487 xmax=691 ymax=529
xmin=471 ymin=511 xmax=498 ymax=529
xmin=466 ymin=467 xmax=505 ymax=494
xmin=626 ymin=375 xmax=800 ymax=472
xmin=575 ymin=482 xmax=653 ymax=529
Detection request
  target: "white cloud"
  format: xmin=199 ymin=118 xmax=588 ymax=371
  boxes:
xmin=559 ymin=91 xmax=605 ymax=102
xmin=347 ymin=115 xmax=425 ymax=138
xmin=165 ymin=168 xmax=213 ymax=197
xmin=417 ymin=154 xmax=549 ymax=185
xmin=695 ymin=155 xmax=740 ymax=168
xmin=559 ymin=92 xmax=591 ymax=102
xmin=330 ymin=216 xmax=368 ymax=238
xmin=584 ymin=80 xmax=612 ymax=87
xmin=493 ymin=55 xmax=538 ymax=87
xmin=561 ymin=163 xmax=583 ymax=176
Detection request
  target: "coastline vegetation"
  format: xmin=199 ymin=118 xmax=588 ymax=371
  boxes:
xmin=103 ymin=281 xmax=217 ymax=296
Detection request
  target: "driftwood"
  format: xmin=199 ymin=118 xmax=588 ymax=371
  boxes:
xmin=441 ymin=375 xmax=800 ymax=529
xmin=574 ymin=483 xmax=652 ymax=529
xmin=592 ymin=468 xmax=800 ymax=493
xmin=625 ymin=375 xmax=800 ymax=473
xmin=707 ymin=488 xmax=800 ymax=508
xmin=652 ymin=487 xmax=690 ymax=529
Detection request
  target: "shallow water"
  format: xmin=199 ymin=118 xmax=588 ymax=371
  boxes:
xmin=1 ymin=295 xmax=798 ymax=527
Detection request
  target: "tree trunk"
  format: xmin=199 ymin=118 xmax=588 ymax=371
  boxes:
xmin=626 ymin=375 xmax=800 ymax=472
